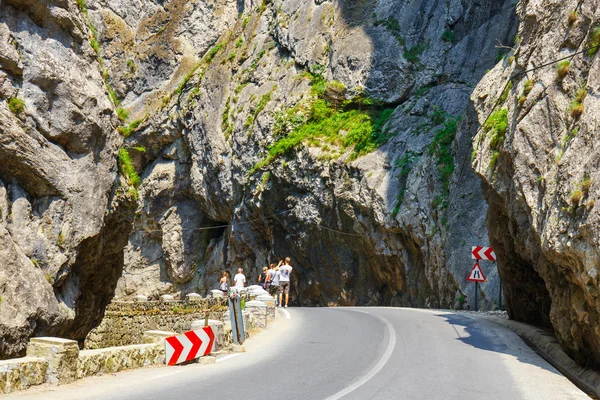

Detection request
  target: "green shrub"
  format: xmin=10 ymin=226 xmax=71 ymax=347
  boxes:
xmin=127 ymin=59 xmax=136 ymax=73
xmin=106 ymin=82 xmax=120 ymax=106
xmin=523 ymin=79 xmax=534 ymax=96
xmin=587 ymin=25 xmax=600 ymax=56
xmin=206 ymin=43 xmax=224 ymax=63
xmin=117 ymin=107 xmax=129 ymax=122
xmin=484 ymin=108 xmax=508 ymax=150
xmin=428 ymin=114 xmax=460 ymax=208
xmin=441 ymin=30 xmax=455 ymax=43
xmin=7 ymin=97 xmax=24 ymax=115
xmin=581 ymin=176 xmax=592 ymax=194
xmin=403 ymin=43 xmax=427 ymax=63
xmin=499 ymin=81 xmax=513 ymax=104
xmin=117 ymin=119 xmax=143 ymax=138
xmin=568 ymin=11 xmax=578 ymax=25
xmin=374 ymin=16 xmax=404 ymax=45
xmin=489 ymin=151 xmax=500 ymax=172
xmin=570 ymin=89 xmax=587 ymax=118
xmin=118 ymin=147 xmax=141 ymax=187
xmin=76 ymin=0 xmax=87 ymax=13
xmin=571 ymin=189 xmax=582 ymax=205
xmin=556 ymin=60 xmax=570 ymax=79
xmin=132 ymin=146 xmax=146 ymax=153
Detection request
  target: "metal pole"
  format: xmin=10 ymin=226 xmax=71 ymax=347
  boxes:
xmin=475 ymin=281 xmax=478 ymax=312
xmin=499 ymin=277 xmax=503 ymax=310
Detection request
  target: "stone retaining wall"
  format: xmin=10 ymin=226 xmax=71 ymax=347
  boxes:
xmin=0 ymin=357 xmax=47 ymax=394
xmin=78 ymin=343 xmax=164 ymax=379
xmin=84 ymin=298 xmax=229 ymax=349
xmin=0 ymin=294 xmax=273 ymax=395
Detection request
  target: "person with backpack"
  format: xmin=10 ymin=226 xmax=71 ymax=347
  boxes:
xmin=278 ymin=257 xmax=293 ymax=308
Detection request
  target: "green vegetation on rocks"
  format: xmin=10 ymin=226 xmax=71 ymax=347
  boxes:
xmin=374 ymin=16 xmax=404 ymax=45
xmin=429 ymin=113 xmax=460 ymax=209
xmin=118 ymin=148 xmax=141 ymax=199
xmin=484 ymin=108 xmax=508 ymax=150
xmin=7 ymin=97 xmax=24 ymax=115
xmin=251 ymin=73 xmax=395 ymax=174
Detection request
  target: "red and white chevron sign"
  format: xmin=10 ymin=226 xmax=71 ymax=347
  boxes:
xmin=165 ymin=326 xmax=215 ymax=365
xmin=471 ymin=246 xmax=496 ymax=260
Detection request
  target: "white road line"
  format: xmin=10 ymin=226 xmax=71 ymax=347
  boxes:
xmin=146 ymin=370 xmax=184 ymax=380
xmin=324 ymin=310 xmax=397 ymax=400
xmin=216 ymin=354 xmax=241 ymax=363
xmin=280 ymin=309 xmax=291 ymax=319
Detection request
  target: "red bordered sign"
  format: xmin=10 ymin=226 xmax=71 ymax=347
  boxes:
xmin=466 ymin=261 xmax=487 ymax=283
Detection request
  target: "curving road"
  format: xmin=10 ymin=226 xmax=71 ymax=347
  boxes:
xmin=9 ymin=308 xmax=589 ymax=400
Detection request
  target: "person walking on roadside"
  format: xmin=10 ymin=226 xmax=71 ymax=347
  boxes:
xmin=270 ymin=262 xmax=281 ymax=306
xmin=219 ymin=271 xmax=229 ymax=294
xmin=234 ymin=268 xmax=246 ymax=289
xmin=258 ymin=266 xmax=268 ymax=288
xmin=261 ymin=266 xmax=271 ymax=291
xmin=278 ymin=257 xmax=293 ymax=308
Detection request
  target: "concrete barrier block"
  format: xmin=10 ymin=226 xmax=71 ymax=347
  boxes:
xmin=134 ymin=295 xmax=148 ymax=302
xmin=0 ymin=357 xmax=47 ymax=394
xmin=232 ymin=345 xmax=245 ymax=353
xmin=160 ymin=295 xmax=175 ymax=302
xmin=26 ymin=337 xmax=79 ymax=385
xmin=142 ymin=330 xmax=177 ymax=344
xmin=186 ymin=293 xmax=202 ymax=302
xmin=197 ymin=356 xmax=216 ymax=365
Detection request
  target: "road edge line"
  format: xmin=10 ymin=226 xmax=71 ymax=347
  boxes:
xmin=323 ymin=311 xmax=396 ymax=400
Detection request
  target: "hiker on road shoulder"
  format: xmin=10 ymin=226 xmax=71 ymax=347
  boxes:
xmin=278 ymin=258 xmax=292 ymax=308
xmin=259 ymin=266 xmax=270 ymax=290
xmin=270 ymin=262 xmax=282 ymax=305
xmin=219 ymin=271 xmax=229 ymax=294
xmin=234 ymin=268 xmax=246 ymax=289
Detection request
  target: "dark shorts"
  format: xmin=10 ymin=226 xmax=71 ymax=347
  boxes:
xmin=270 ymin=285 xmax=279 ymax=296
xmin=279 ymin=281 xmax=290 ymax=294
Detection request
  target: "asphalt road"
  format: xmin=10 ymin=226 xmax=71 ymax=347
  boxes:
xmin=9 ymin=308 xmax=590 ymax=400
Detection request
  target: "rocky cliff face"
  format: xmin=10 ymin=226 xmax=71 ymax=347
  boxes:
xmin=0 ymin=0 xmax=136 ymax=358
xmin=0 ymin=0 xmax=521 ymax=358
xmin=472 ymin=0 xmax=600 ymax=368
xmin=109 ymin=0 xmax=517 ymax=308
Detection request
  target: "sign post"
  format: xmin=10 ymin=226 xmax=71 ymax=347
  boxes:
xmin=469 ymin=246 xmax=495 ymax=311
xmin=466 ymin=261 xmax=487 ymax=311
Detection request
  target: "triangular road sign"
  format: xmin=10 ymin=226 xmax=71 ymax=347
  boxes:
xmin=466 ymin=262 xmax=487 ymax=282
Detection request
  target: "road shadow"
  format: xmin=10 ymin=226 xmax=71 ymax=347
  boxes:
xmin=435 ymin=313 xmax=562 ymax=376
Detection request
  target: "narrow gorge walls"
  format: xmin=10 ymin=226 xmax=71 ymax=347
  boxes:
xmin=472 ymin=0 xmax=600 ymax=368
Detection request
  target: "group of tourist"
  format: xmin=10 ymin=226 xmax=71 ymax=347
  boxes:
xmin=219 ymin=258 xmax=293 ymax=308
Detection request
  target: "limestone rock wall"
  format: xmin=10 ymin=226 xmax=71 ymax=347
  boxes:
xmin=472 ymin=0 xmax=600 ymax=368
xmin=0 ymin=0 xmax=523 ymax=359
xmin=112 ymin=0 xmax=517 ymax=310
xmin=0 ymin=0 xmax=135 ymax=359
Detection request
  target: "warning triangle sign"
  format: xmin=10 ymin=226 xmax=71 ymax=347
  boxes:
xmin=466 ymin=262 xmax=487 ymax=282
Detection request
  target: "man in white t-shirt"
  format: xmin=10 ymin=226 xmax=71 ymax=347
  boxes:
xmin=278 ymin=258 xmax=293 ymax=308
xmin=234 ymin=268 xmax=246 ymax=289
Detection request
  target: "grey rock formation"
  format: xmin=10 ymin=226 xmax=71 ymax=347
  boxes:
xmin=472 ymin=0 xmax=600 ymax=368
xmin=113 ymin=0 xmax=517 ymax=310
xmin=0 ymin=0 xmax=133 ymax=358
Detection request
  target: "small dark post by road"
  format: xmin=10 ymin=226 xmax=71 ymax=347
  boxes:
xmin=474 ymin=281 xmax=478 ymax=312
xmin=498 ymin=277 xmax=503 ymax=310
xmin=204 ymin=309 xmax=210 ymax=327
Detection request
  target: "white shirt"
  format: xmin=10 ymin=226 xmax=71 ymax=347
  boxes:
xmin=279 ymin=265 xmax=292 ymax=282
xmin=234 ymin=273 xmax=246 ymax=288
